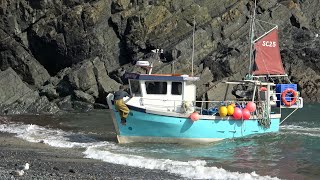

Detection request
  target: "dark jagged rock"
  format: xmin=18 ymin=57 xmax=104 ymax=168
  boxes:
xmin=68 ymin=61 xmax=99 ymax=98
xmin=0 ymin=0 xmax=320 ymax=115
xmin=0 ymin=29 xmax=50 ymax=88
xmin=72 ymin=101 xmax=94 ymax=112
xmin=55 ymin=96 xmax=73 ymax=111
xmin=26 ymin=96 xmax=60 ymax=114
xmin=74 ymin=90 xmax=95 ymax=104
xmin=94 ymin=103 xmax=108 ymax=109
xmin=66 ymin=57 xmax=120 ymax=104
xmin=194 ymin=67 xmax=213 ymax=99
xmin=92 ymin=57 xmax=120 ymax=103
xmin=56 ymin=78 xmax=74 ymax=98
xmin=40 ymin=84 xmax=59 ymax=100
xmin=0 ymin=68 xmax=59 ymax=114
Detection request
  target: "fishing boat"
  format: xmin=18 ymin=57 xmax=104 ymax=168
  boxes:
xmin=106 ymin=2 xmax=303 ymax=144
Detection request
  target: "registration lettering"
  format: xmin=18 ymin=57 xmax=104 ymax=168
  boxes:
xmin=262 ymin=41 xmax=276 ymax=47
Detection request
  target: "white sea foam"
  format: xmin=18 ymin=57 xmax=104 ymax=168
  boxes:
xmin=281 ymin=125 xmax=320 ymax=131
xmin=84 ymin=146 xmax=279 ymax=180
xmin=0 ymin=123 xmax=279 ymax=180
xmin=282 ymin=131 xmax=320 ymax=137
xmin=0 ymin=123 xmax=100 ymax=148
xmin=280 ymin=125 xmax=320 ymax=137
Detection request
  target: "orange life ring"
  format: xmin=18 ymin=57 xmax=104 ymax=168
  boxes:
xmin=281 ymin=88 xmax=298 ymax=106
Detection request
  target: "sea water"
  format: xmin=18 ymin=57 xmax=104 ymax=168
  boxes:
xmin=0 ymin=104 xmax=319 ymax=180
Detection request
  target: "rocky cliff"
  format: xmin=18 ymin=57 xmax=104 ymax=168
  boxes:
xmin=0 ymin=0 xmax=319 ymax=114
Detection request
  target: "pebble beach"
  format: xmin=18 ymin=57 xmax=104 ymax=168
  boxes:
xmin=0 ymin=132 xmax=183 ymax=180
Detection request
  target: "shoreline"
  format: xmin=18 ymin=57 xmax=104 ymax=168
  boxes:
xmin=0 ymin=132 xmax=183 ymax=180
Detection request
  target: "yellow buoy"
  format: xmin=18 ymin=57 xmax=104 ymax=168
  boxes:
xmin=227 ymin=105 xmax=235 ymax=116
xmin=219 ymin=106 xmax=228 ymax=117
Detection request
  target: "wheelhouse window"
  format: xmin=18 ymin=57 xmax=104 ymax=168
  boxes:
xmin=171 ymin=82 xmax=182 ymax=95
xmin=129 ymin=80 xmax=141 ymax=96
xmin=145 ymin=81 xmax=167 ymax=94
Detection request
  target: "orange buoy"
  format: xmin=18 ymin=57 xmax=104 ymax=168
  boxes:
xmin=260 ymin=87 xmax=267 ymax=91
xmin=233 ymin=107 xmax=242 ymax=120
xmin=242 ymin=108 xmax=251 ymax=120
xmin=246 ymin=102 xmax=256 ymax=112
xmin=189 ymin=112 xmax=200 ymax=121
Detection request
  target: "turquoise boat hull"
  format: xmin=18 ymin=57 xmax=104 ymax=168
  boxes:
xmin=110 ymin=105 xmax=280 ymax=144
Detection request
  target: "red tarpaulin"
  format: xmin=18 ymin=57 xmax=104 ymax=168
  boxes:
xmin=252 ymin=29 xmax=286 ymax=75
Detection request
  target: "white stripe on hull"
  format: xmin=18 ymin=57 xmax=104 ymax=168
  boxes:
xmin=117 ymin=135 xmax=223 ymax=144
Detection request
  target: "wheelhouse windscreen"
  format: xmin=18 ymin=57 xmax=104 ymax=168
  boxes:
xmin=145 ymin=81 xmax=167 ymax=94
xmin=171 ymin=82 xmax=182 ymax=95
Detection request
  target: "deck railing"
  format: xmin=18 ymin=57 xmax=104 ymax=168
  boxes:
xmin=138 ymin=92 xmax=302 ymax=116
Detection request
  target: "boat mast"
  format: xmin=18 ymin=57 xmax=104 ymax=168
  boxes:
xmin=191 ymin=17 xmax=195 ymax=77
xmin=248 ymin=0 xmax=257 ymax=76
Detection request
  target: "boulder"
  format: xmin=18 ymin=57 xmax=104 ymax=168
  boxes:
xmin=92 ymin=57 xmax=120 ymax=102
xmin=194 ymin=67 xmax=213 ymax=98
xmin=40 ymin=84 xmax=59 ymax=100
xmin=68 ymin=61 xmax=99 ymax=98
xmin=55 ymin=96 xmax=73 ymax=111
xmin=112 ymin=0 xmax=131 ymax=12
xmin=26 ymin=96 xmax=60 ymax=114
xmin=74 ymin=90 xmax=95 ymax=104
xmin=73 ymin=101 xmax=94 ymax=112
xmin=0 ymin=29 xmax=51 ymax=88
xmin=0 ymin=68 xmax=58 ymax=114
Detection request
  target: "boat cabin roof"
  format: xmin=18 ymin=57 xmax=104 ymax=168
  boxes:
xmin=124 ymin=73 xmax=200 ymax=82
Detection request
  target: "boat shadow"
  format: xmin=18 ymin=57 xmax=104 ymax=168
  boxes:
xmin=180 ymin=120 xmax=194 ymax=133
